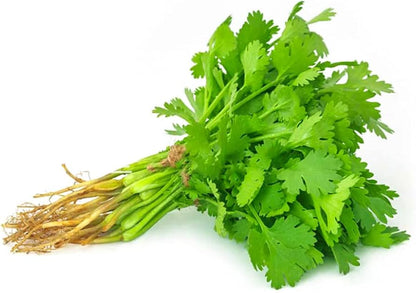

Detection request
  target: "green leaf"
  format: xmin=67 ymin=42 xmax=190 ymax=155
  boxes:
xmin=252 ymin=182 xmax=287 ymax=217
xmin=331 ymin=243 xmax=360 ymax=274
xmin=362 ymin=224 xmax=410 ymax=248
xmin=292 ymin=67 xmax=321 ymax=86
xmin=248 ymin=215 xmax=319 ymax=289
xmin=236 ymin=165 xmax=265 ymax=207
xmin=207 ymin=179 xmax=221 ymax=201
xmin=241 ymin=40 xmax=270 ymax=91
xmin=367 ymin=118 xmax=394 ymax=139
xmin=185 ymin=88 xmax=204 ymax=120
xmin=308 ymin=8 xmax=336 ymax=24
xmin=351 ymin=188 xmax=377 ymax=231
xmin=184 ymin=123 xmax=210 ymax=156
xmin=276 ymin=150 xmax=343 ymax=197
xmin=215 ymin=201 xmax=228 ymax=237
xmin=190 ymin=52 xmax=206 ymax=78
xmin=345 ymin=62 xmax=394 ymax=94
xmin=272 ymin=35 xmax=319 ymax=77
xmin=340 ymin=206 xmax=360 ymax=244
xmin=153 ymin=98 xmax=196 ymax=124
xmin=368 ymin=197 xmax=396 ymax=223
xmin=209 ymin=16 xmax=237 ymax=58
xmin=290 ymin=201 xmax=318 ymax=229
xmin=165 ymin=123 xmax=186 ymax=136
xmin=321 ymin=62 xmax=394 ymax=137
xmin=261 ymin=85 xmax=306 ymax=124
xmin=237 ymin=11 xmax=279 ymax=52
xmin=230 ymin=218 xmax=251 ymax=242
xmin=287 ymin=111 xmax=322 ymax=147
xmin=288 ymin=1 xmax=304 ymax=21
xmin=315 ymin=175 xmax=359 ymax=235
xmin=223 ymin=117 xmax=250 ymax=162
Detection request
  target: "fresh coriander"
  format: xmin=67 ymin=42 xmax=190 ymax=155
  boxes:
xmin=3 ymin=2 xmax=409 ymax=290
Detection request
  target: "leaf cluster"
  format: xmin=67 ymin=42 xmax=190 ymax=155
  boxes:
xmin=153 ymin=2 xmax=409 ymax=289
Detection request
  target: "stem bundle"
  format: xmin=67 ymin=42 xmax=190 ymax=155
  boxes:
xmin=3 ymin=146 xmax=189 ymax=252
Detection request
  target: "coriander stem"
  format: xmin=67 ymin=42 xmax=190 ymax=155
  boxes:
xmin=249 ymin=130 xmax=292 ymax=143
xmin=199 ymin=75 xmax=238 ymax=123
xmin=319 ymin=61 xmax=358 ymax=69
xmin=248 ymin=205 xmax=267 ymax=232
xmin=258 ymin=99 xmax=291 ymax=120
xmin=207 ymin=78 xmax=280 ymax=130
xmin=122 ymin=185 xmax=183 ymax=241
xmin=121 ymin=151 xmax=169 ymax=173
xmin=199 ymin=198 xmax=256 ymax=223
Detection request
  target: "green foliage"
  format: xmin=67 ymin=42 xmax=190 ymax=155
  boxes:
xmin=153 ymin=1 xmax=409 ymax=289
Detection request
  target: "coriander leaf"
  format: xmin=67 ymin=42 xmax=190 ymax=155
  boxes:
xmin=184 ymin=123 xmax=210 ymax=156
xmin=277 ymin=150 xmax=342 ymax=197
xmin=153 ymin=98 xmax=196 ymax=124
xmin=236 ymin=141 xmax=278 ymax=207
xmin=321 ymin=62 xmax=394 ymax=137
xmin=340 ymin=206 xmax=360 ymax=244
xmin=280 ymin=15 xmax=309 ymax=43
xmin=237 ymin=11 xmax=279 ymax=52
xmin=308 ymin=8 xmax=336 ymax=24
xmin=365 ymin=180 xmax=397 ymax=223
xmin=188 ymin=175 xmax=212 ymax=195
xmin=165 ymin=123 xmax=186 ymax=136
xmin=190 ymin=52 xmax=206 ymax=78
xmin=241 ymin=40 xmax=270 ymax=91
xmin=185 ymin=88 xmax=204 ymax=120
xmin=292 ymin=67 xmax=321 ymax=86
xmin=287 ymin=1 xmax=304 ymax=21
xmin=290 ymin=201 xmax=319 ymax=229
xmin=314 ymin=175 xmax=359 ymax=235
xmin=207 ymin=179 xmax=221 ymax=201
xmin=345 ymin=62 xmax=394 ymax=94
xmin=220 ymin=49 xmax=242 ymax=77
xmin=248 ymin=215 xmax=319 ymax=289
xmin=287 ymin=111 xmax=322 ymax=147
xmin=351 ymin=188 xmax=377 ymax=231
xmin=260 ymin=85 xmax=306 ymax=124
xmin=230 ymin=218 xmax=251 ymax=242
xmin=362 ymin=223 xmax=410 ymax=248
xmin=367 ymin=118 xmax=394 ymax=139
xmin=236 ymin=165 xmax=265 ymax=207
xmin=272 ymin=35 xmax=318 ymax=78
xmin=185 ymin=123 xmax=222 ymax=179
xmin=368 ymin=197 xmax=396 ymax=223
xmin=252 ymin=182 xmax=287 ymax=217
xmin=215 ymin=201 xmax=228 ymax=237
xmin=331 ymin=243 xmax=360 ymax=274
xmin=209 ymin=16 xmax=237 ymax=58
xmin=224 ymin=117 xmax=251 ymax=162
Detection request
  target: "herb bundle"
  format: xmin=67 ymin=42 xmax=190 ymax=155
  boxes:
xmin=3 ymin=2 xmax=409 ymax=289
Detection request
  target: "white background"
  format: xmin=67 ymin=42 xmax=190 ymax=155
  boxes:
xmin=0 ymin=0 xmax=415 ymax=292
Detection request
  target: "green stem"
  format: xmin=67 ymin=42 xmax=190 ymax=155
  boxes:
xmin=248 ymin=205 xmax=268 ymax=232
xmin=318 ymin=61 xmax=358 ymax=69
xmin=122 ymin=186 xmax=183 ymax=241
xmin=199 ymin=75 xmax=238 ymax=123
xmin=120 ymin=168 xmax=176 ymax=200
xmin=249 ymin=130 xmax=292 ymax=143
xmin=121 ymin=151 xmax=168 ymax=173
xmin=207 ymin=78 xmax=280 ymax=130
xmin=120 ymin=185 xmax=174 ymax=231
xmin=117 ymin=177 xmax=178 ymax=228
xmin=101 ymin=195 xmax=143 ymax=230
xmin=200 ymin=198 xmax=256 ymax=223
xmin=311 ymin=198 xmax=333 ymax=246
xmin=258 ymin=98 xmax=292 ymax=120
xmin=124 ymin=202 xmax=179 ymax=242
